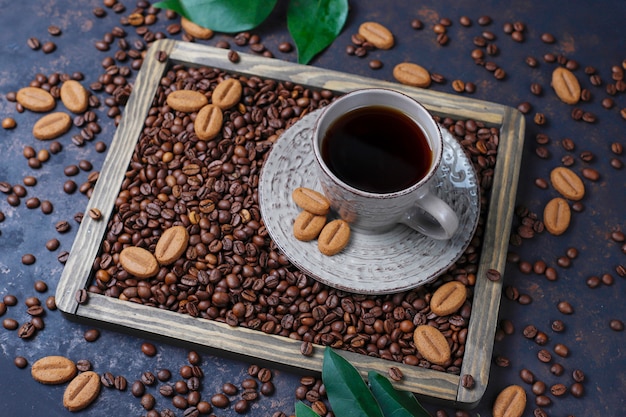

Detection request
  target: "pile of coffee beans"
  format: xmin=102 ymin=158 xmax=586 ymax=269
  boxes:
xmin=85 ymin=62 xmax=500 ymax=379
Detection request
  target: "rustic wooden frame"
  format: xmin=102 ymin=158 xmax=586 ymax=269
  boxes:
xmin=56 ymin=39 xmax=525 ymax=408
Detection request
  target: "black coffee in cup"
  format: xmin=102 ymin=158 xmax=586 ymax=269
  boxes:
xmin=321 ymin=106 xmax=432 ymax=194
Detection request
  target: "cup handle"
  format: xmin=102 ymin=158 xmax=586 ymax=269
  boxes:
xmin=402 ymin=192 xmax=459 ymax=240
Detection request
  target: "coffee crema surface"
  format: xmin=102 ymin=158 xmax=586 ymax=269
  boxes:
xmin=321 ymin=106 xmax=432 ymax=194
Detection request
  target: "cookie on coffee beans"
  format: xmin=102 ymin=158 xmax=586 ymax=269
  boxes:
xmin=430 ymin=281 xmax=467 ymax=316
xmin=413 ymin=325 xmax=450 ymax=365
xmin=119 ymin=246 xmax=159 ymax=278
xmin=167 ymin=89 xmax=209 ymax=113
xmin=212 ymin=78 xmax=242 ymax=110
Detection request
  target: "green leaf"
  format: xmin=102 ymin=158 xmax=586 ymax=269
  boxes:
xmin=368 ymin=371 xmax=432 ymax=417
xmin=322 ymin=348 xmax=385 ymax=417
xmin=287 ymin=0 xmax=348 ymax=64
xmin=153 ymin=0 xmax=278 ymax=33
xmin=295 ymin=401 xmax=322 ymax=417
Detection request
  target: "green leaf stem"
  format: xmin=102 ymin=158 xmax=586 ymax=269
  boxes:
xmin=368 ymin=371 xmax=432 ymax=417
xmin=287 ymin=0 xmax=348 ymax=64
xmin=322 ymin=348 xmax=385 ymax=417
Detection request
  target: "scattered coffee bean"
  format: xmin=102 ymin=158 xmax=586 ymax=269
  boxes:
xmin=42 ymin=41 xmax=56 ymax=53
xmin=14 ymin=356 xmax=28 ymax=368
xmin=84 ymin=328 xmax=100 ymax=342
xmin=537 ymin=349 xmax=552 ymax=363
xmin=609 ymin=319 xmax=624 ymax=331
xmin=22 ymin=253 xmax=36 ymax=265
xmin=27 ymin=37 xmax=41 ymax=50
xmin=570 ymin=382 xmax=585 ymax=398
xmin=550 ymin=362 xmax=564 ymax=376
xmin=532 ymin=380 xmax=546 ymax=395
xmin=557 ymin=301 xmax=574 ymax=314
xmin=461 ymin=374 xmax=475 ymax=388
xmin=554 ymin=343 xmax=569 ymax=357
xmin=519 ymin=368 xmax=534 ymax=384
xmin=141 ymin=342 xmax=157 ymax=357
xmin=2 ymin=117 xmax=16 ymax=129
xmin=76 ymin=359 xmax=92 ymax=372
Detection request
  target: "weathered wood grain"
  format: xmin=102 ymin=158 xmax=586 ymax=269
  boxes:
xmin=56 ymin=38 xmax=525 ymax=407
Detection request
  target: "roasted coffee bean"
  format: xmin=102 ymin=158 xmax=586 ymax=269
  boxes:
xmin=131 ymin=380 xmax=147 ymax=399
xmin=45 ymin=296 xmax=57 ymax=310
xmin=550 ymin=383 xmax=567 ymax=396
xmin=18 ymin=321 xmax=36 ymax=338
xmin=75 ymin=289 xmax=88 ymax=304
xmin=3 ymin=318 xmax=19 ymax=330
xmin=300 ymin=341 xmax=314 ymax=356
xmin=551 ymin=320 xmax=565 ymax=332
xmin=537 ymin=349 xmax=551 ymax=363
xmin=535 ymin=395 xmax=551 ymax=407
xmin=211 ymin=393 xmax=229 ymax=408
xmin=557 ymin=301 xmax=574 ymax=314
xmin=22 ymin=254 xmax=36 ymax=265
xmin=572 ymin=369 xmax=586 ymax=382
xmin=534 ymin=331 xmax=549 ymax=345
xmin=101 ymin=372 xmax=115 ymax=388
xmin=14 ymin=356 xmax=28 ymax=368
xmin=228 ymin=50 xmax=240 ymax=63
xmin=554 ymin=343 xmax=569 ymax=357
xmin=76 ymin=359 xmax=92 ymax=372
xmin=519 ymin=369 xmax=534 ymax=384
xmin=570 ymin=382 xmax=584 ymax=398
xmin=27 ymin=37 xmax=41 ymax=50
xmin=141 ymin=342 xmax=157 ymax=357
xmin=141 ymin=371 xmax=156 ymax=386
xmin=84 ymin=328 xmax=100 ymax=342
xmin=115 ymin=375 xmax=127 ymax=391
xmin=550 ymin=363 xmax=564 ymax=376
xmin=532 ymin=380 xmax=546 ymax=395
xmin=42 ymin=41 xmax=56 ymax=53
xmin=260 ymin=381 xmax=275 ymax=396
xmin=461 ymin=374 xmax=474 ymax=389
xmin=140 ymin=393 xmax=156 ymax=410
xmin=610 ymin=319 xmax=624 ymax=331
xmin=257 ymin=368 xmax=272 ymax=382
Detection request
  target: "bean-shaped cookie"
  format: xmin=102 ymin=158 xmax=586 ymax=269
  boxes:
xmin=293 ymin=211 xmax=327 ymax=241
xmin=492 ymin=385 xmax=526 ymax=417
xmin=413 ymin=325 xmax=451 ymax=365
xmin=292 ymin=187 xmax=330 ymax=215
xmin=318 ymin=219 xmax=350 ymax=256
xmin=430 ymin=281 xmax=467 ymax=316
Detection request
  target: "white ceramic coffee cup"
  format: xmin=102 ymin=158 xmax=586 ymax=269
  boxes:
xmin=312 ymin=88 xmax=459 ymax=239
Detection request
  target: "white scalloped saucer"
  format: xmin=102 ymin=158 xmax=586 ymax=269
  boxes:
xmin=259 ymin=110 xmax=480 ymax=295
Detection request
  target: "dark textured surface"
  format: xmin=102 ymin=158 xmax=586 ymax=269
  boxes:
xmin=1 ymin=1 xmax=625 ymax=416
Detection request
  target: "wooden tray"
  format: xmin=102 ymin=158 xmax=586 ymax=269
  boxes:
xmin=56 ymin=39 xmax=525 ymax=408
